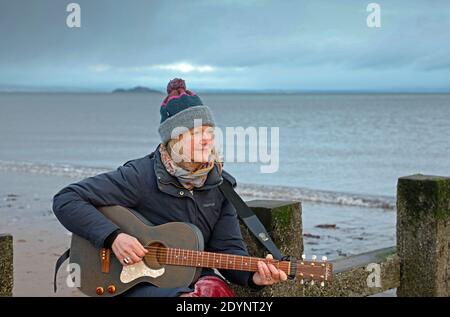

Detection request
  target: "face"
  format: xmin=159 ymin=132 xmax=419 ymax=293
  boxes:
xmin=171 ymin=125 xmax=215 ymax=163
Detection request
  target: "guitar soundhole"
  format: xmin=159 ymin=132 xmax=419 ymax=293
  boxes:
xmin=144 ymin=242 xmax=166 ymax=270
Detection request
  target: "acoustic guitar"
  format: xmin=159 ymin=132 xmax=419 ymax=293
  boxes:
xmin=68 ymin=205 xmax=333 ymax=296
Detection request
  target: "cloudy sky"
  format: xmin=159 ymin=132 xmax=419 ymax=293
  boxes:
xmin=1 ymin=0 xmax=450 ymax=92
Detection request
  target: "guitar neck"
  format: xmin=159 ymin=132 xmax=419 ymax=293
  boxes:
xmin=161 ymin=247 xmax=291 ymax=274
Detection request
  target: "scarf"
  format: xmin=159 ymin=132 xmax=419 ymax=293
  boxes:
xmin=159 ymin=143 xmax=223 ymax=191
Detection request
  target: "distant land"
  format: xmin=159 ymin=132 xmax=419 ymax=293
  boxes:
xmin=112 ymin=86 xmax=163 ymax=94
xmin=1 ymin=84 xmax=450 ymax=94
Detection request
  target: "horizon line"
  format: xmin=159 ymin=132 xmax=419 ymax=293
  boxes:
xmin=1 ymin=86 xmax=450 ymax=94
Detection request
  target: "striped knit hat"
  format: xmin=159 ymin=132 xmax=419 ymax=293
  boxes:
xmin=158 ymin=78 xmax=215 ymax=144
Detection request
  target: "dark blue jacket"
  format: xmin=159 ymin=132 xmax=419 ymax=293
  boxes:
xmin=52 ymin=144 xmax=258 ymax=296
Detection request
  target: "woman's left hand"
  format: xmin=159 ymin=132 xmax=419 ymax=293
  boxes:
xmin=252 ymin=254 xmax=288 ymax=286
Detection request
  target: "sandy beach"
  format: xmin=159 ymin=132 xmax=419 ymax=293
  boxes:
xmin=0 ymin=170 xmax=84 ymax=296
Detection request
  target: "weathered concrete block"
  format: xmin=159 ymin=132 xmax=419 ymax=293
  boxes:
xmin=305 ymin=247 xmax=399 ymax=297
xmin=0 ymin=233 xmax=13 ymax=297
xmin=397 ymin=174 xmax=450 ymax=297
xmin=232 ymin=200 xmax=303 ymax=296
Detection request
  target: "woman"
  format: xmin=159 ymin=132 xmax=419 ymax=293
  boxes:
xmin=52 ymin=78 xmax=287 ymax=297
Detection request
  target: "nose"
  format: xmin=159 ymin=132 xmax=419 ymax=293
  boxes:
xmin=201 ymin=133 xmax=213 ymax=146
xmin=200 ymin=127 xmax=214 ymax=144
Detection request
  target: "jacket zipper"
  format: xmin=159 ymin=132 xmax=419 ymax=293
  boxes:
xmin=158 ymin=178 xmax=199 ymax=224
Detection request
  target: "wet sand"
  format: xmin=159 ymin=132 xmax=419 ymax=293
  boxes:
xmin=0 ymin=170 xmax=84 ymax=296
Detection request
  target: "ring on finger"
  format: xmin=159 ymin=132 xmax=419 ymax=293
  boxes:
xmin=123 ymin=257 xmax=131 ymax=264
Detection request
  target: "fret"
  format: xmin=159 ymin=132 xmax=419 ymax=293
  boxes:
xmin=215 ymin=253 xmax=220 ymax=267
xmin=182 ymin=249 xmax=186 ymax=266
xmin=180 ymin=249 xmax=184 ymax=265
xmin=166 ymin=248 xmax=171 ymax=265
xmin=243 ymin=256 xmax=249 ymax=269
xmin=165 ymin=248 xmax=169 ymax=264
xmin=223 ymin=254 xmax=230 ymax=269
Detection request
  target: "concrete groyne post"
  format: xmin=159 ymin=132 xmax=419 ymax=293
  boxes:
xmin=232 ymin=200 xmax=304 ymax=296
xmin=0 ymin=233 xmax=13 ymax=297
xmin=397 ymin=174 xmax=450 ymax=297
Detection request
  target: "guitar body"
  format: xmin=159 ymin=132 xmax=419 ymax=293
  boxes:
xmin=69 ymin=205 xmax=204 ymax=297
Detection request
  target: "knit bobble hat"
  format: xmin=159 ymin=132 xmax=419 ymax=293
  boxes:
xmin=158 ymin=78 xmax=215 ymax=144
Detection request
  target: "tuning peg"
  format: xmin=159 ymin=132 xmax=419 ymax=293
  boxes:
xmin=312 ymin=255 xmax=317 ymax=261
xmin=321 ymin=256 xmax=327 ymax=261
xmin=310 ymin=280 xmax=315 ymax=286
xmin=320 ymin=281 xmax=325 ymax=287
xmin=301 ymin=254 xmax=306 ymax=261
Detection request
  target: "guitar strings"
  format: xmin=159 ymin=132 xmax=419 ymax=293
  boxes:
xmin=140 ymin=246 xmax=323 ymax=266
xmin=141 ymin=246 xmax=285 ymax=264
xmin=138 ymin=247 xmax=321 ymax=273
xmin=124 ymin=246 xmax=325 ymax=280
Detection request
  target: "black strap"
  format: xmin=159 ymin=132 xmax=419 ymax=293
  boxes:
xmin=219 ymin=178 xmax=284 ymax=260
xmin=53 ymin=248 xmax=70 ymax=293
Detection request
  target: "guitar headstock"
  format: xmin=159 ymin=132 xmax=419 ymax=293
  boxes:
xmin=294 ymin=254 xmax=333 ymax=287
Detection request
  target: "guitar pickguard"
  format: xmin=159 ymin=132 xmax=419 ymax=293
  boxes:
xmin=120 ymin=262 xmax=165 ymax=283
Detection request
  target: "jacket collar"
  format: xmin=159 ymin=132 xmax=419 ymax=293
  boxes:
xmin=152 ymin=144 xmax=223 ymax=192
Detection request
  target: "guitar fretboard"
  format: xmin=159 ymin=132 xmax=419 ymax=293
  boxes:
xmin=161 ymin=247 xmax=291 ymax=274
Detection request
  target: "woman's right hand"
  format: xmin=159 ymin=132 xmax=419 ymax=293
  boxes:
xmin=111 ymin=233 xmax=148 ymax=266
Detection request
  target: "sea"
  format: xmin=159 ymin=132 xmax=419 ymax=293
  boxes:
xmin=1 ymin=92 xmax=449 ymax=259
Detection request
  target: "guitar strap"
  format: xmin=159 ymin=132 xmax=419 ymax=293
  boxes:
xmin=53 ymin=248 xmax=70 ymax=293
xmin=219 ymin=178 xmax=284 ymax=260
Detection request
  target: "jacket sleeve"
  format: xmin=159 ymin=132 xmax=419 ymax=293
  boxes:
xmin=206 ymin=195 xmax=262 ymax=290
xmin=52 ymin=161 xmax=142 ymax=249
